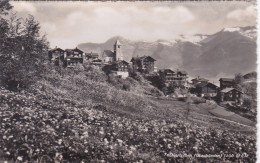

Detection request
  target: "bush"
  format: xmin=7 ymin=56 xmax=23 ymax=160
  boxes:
xmin=243 ymin=97 xmax=256 ymax=112
xmin=131 ymin=72 xmax=144 ymax=82
xmin=122 ymin=84 xmax=131 ymax=91
xmin=145 ymin=74 xmax=165 ymax=90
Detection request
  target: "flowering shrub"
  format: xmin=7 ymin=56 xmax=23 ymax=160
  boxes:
xmin=0 ymin=87 xmax=256 ymax=162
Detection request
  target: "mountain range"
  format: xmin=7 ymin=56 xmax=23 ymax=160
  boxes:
xmin=77 ymin=26 xmax=256 ymax=80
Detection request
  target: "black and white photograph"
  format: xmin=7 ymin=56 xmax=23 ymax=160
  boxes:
xmin=0 ymin=0 xmax=257 ymax=162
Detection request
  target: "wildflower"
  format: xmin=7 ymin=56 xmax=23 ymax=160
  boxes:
xmin=58 ymin=139 xmax=62 ymax=145
xmin=104 ymin=138 xmax=109 ymax=145
xmin=17 ymin=156 xmax=23 ymax=161
xmin=130 ymin=146 xmax=136 ymax=151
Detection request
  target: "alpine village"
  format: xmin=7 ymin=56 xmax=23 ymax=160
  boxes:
xmin=49 ymin=40 xmax=254 ymax=101
xmin=49 ymin=40 xmax=256 ymax=115
xmin=0 ymin=0 xmax=257 ymax=162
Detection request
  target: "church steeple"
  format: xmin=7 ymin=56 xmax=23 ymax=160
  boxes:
xmin=114 ymin=40 xmax=123 ymax=61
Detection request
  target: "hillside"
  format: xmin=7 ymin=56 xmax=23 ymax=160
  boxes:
xmin=243 ymin=71 xmax=257 ymax=80
xmin=78 ymin=26 xmax=256 ymax=79
xmin=0 ymin=68 xmax=256 ymax=162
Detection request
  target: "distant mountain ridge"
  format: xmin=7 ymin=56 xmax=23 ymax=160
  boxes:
xmin=77 ymin=26 xmax=256 ymax=79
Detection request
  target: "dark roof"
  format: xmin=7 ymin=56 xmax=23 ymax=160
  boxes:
xmin=178 ymin=70 xmax=187 ymax=75
xmin=194 ymin=82 xmax=208 ymax=88
xmin=191 ymin=77 xmax=209 ymax=82
xmin=194 ymin=82 xmax=218 ymax=88
xmin=220 ymin=88 xmax=243 ymax=94
xmin=130 ymin=57 xmax=138 ymax=62
xmin=103 ymin=50 xmax=115 ymax=58
xmin=86 ymin=52 xmax=99 ymax=57
xmin=50 ymin=47 xmax=65 ymax=52
xmin=219 ymin=78 xmax=234 ymax=82
xmin=65 ymin=47 xmax=84 ymax=54
xmin=159 ymin=69 xmax=175 ymax=74
xmin=74 ymin=48 xmax=84 ymax=53
xmin=140 ymin=56 xmax=156 ymax=61
xmin=113 ymin=60 xmax=129 ymax=65
xmin=131 ymin=55 xmax=156 ymax=62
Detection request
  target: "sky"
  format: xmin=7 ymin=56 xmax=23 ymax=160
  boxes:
xmin=11 ymin=1 xmax=256 ymax=48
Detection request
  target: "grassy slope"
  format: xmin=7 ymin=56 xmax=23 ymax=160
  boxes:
xmin=0 ymin=69 xmax=256 ymax=162
xmin=38 ymin=71 xmax=255 ymax=130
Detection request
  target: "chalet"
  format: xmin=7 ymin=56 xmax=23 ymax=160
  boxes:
xmin=158 ymin=69 xmax=175 ymax=83
xmin=91 ymin=59 xmax=102 ymax=65
xmin=64 ymin=48 xmax=84 ymax=67
xmin=130 ymin=56 xmax=156 ymax=73
xmin=48 ymin=47 xmax=65 ymax=66
xmin=86 ymin=52 xmax=99 ymax=60
xmin=219 ymin=78 xmax=235 ymax=89
xmin=191 ymin=76 xmax=209 ymax=84
xmin=190 ymin=82 xmax=218 ymax=97
xmin=176 ymin=70 xmax=188 ymax=84
xmin=91 ymin=58 xmax=102 ymax=66
xmin=158 ymin=69 xmax=189 ymax=87
xmin=110 ymin=60 xmax=129 ymax=78
xmin=103 ymin=40 xmax=123 ymax=63
xmin=219 ymin=88 xmax=243 ymax=103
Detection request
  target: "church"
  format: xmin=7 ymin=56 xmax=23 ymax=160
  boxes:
xmin=102 ymin=40 xmax=129 ymax=78
xmin=102 ymin=40 xmax=123 ymax=63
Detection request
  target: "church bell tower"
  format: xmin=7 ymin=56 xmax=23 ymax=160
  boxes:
xmin=114 ymin=40 xmax=123 ymax=61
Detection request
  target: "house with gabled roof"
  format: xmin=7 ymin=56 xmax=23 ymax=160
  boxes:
xmin=103 ymin=60 xmax=129 ymax=79
xmin=219 ymin=78 xmax=235 ymax=89
xmin=219 ymin=88 xmax=243 ymax=103
xmin=64 ymin=47 xmax=84 ymax=67
xmin=86 ymin=52 xmax=99 ymax=60
xmin=110 ymin=60 xmax=129 ymax=78
xmin=176 ymin=70 xmax=188 ymax=82
xmin=191 ymin=76 xmax=209 ymax=84
xmin=158 ymin=69 xmax=175 ymax=83
xmin=49 ymin=47 xmax=86 ymax=67
xmin=158 ymin=69 xmax=189 ymax=87
xmin=130 ymin=55 xmax=156 ymax=73
xmin=191 ymin=82 xmax=218 ymax=97
xmin=48 ymin=47 xmax=65 ymax=66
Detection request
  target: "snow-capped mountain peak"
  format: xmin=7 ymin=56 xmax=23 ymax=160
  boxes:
xmin=223 ymin=27 xmax=240 ymax=32
xmin=222 ymin=26 xmax=256 ymax=40
xmin=173 ymin=34 xmax=208 ymax=45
